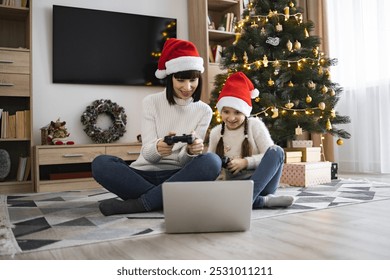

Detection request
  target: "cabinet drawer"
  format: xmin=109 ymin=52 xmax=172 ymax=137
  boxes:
xmin=106 ymin=145 xmax=141 ymax=161
xmin=38 ymin=146 xmax=106 ymax=165
xmin=0 ymin=73 xmax=29 ymax=96
xmin=0 ymin=49 xmax=30 ymax=74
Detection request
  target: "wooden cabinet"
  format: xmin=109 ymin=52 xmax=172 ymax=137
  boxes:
xmin=0 ymin=1 xmax=32 ymax=194
xmin=34 ymin=143 xmax=142 ymax=193
xmin=188 ymin=0 xmax=243 ymax=102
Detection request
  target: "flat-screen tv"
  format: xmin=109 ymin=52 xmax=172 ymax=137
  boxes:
xmin=52 ymin=5 xmax=177 ymax=86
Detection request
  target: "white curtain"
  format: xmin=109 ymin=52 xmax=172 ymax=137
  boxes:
xmin=326 ymin=0 xmax=390 ymax=173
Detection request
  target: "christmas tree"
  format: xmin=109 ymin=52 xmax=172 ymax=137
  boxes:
xmin=209 ymin=0 xmax=350 ymax=146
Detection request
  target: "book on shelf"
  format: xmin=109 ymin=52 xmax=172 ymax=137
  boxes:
xmin=208 ymin=45 xmax=224 ymax=64
xmin=23 ymin=156 xmax=31 ymax=181
xmin=16 ymin=156 xmax=27 ymax=182
xmin=1 ymin=0 xmax=25 ymax=7
xmin=0 ymin=110 xmax=29 ymax=139
xmin=221 ymin=12 xmax=236 ymax=33
xmin=208 ymin=45 xmax=215 ymax=63
xmin=15 ymin=110 xmax=25 ymax=138
xmin=0 ymin=108 xmax=3 ymax=138
xmin=1 ymin=110 xmax=8 ymax=138
xmin=8 ymin=114 xmax=16 ymax=138
xmin=24 ymin=110 xmax=30 ymax=139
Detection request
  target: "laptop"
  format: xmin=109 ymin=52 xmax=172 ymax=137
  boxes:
xmin=162 ymin=180 xmax=253 ymax=233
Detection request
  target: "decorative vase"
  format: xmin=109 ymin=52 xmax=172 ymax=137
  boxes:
xmin=0 ymin=149 xmax=11 ymax=181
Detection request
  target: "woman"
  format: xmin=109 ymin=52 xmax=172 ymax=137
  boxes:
xmin=208 ymin=72 xmax=294 ymax=209
xmin=92 ymin=39 xmax=221 ymax=215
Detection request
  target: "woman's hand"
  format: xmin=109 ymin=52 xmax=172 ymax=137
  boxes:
xmin=187 ymin=138 xmax=204 ymax=155
xmin=227 ymin=158 xmax=248 ymax=175
xmin=157 ymin=132 xmax=175 ymax=157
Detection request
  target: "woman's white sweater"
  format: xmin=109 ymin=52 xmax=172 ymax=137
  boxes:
xmin=130 ymin=90 xmax=212 ymax=171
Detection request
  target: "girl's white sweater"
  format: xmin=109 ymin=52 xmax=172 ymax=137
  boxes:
xmin=208 ymin=117 xmax=274 ymax=170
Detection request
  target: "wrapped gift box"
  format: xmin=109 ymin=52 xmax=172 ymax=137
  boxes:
xmin=292 ymin=140 xmax=313 ymax=148
xmin=284 ymin=151 xmax=302 ymax=163
xmin=281 ymin=161 xmax=332 ymax=187
xmin=284 ymin=147 xmax=321 ymax=162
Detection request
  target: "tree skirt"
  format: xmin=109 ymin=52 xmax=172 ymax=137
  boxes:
xmin=1 ymin=179 xmax=390 ymax=257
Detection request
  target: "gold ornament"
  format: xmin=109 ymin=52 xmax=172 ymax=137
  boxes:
xmin=330 ymin=89 xmax=336 ymax=96
xmin=255 ymin=97 xmax=260 ymax=102
xmin=295 ymin=125 xmax=303 ymax=135
xmin=318 ymin=102 xmax=326 ymax=110
xmin=288 ymin=81 xmax=294 ymax=87
xmin=325 ymin=69 xmax=331 ymax=79
xmin=336 ymin=138 xmax=344 ymax=145
xmin=286 ymin=40 xmax=293 ymax=51
xmin=313 ymin=47 xmax=319 ymax=57
xmin=231 ymin=52 xmax=238 ymax=62
xmin=294 ymin=40 xmax=301 ymax=50
xmin=263 ymin=55 xmax=269 ymax=67
xmin=326 ymin=118 xmax=332 ymax=130
xmin=260 ymin=27 xmax=267 ymax=36
xmin=331 ymin=109 xmax=336 ymax=118
xmin=268 ymin=78 xmax=275 ymax=86
xmin=307 ymin=80 xmax=316 ymax=89
xmin=284 ymin=7 xmax=290 ymax=21
xmin=285 ymin=101 xmax=294 ymax=109
xmin=304 ymin=28 xmax=309 ymax=38
xmin=321 ymin=85 xmax=328 ymax=94
xmin=276 ymin=23 xmax=283 ymax=32
xmin=271 ymin=107 xmax=279 ymax=118
xmin=306 ymin=95 xmax=312 ymax=103
xmin=243 ymin=51 xmax=248 ymax=63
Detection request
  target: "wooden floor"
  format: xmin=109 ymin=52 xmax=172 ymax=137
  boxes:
xmin=2 ymin=173 xmax=390 ymax=260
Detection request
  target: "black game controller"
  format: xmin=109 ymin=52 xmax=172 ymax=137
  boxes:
xmin=221 ymin=156 xmax=231 ymax=168
xmin=163 ymin=134 xmax=195 ymax=145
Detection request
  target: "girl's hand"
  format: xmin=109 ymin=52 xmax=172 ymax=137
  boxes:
xmin=227 ymin=158 xmax=248 ymax=175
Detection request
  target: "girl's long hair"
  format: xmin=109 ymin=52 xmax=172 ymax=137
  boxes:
xmin=215 ymin=117 xmax=252 ymax=158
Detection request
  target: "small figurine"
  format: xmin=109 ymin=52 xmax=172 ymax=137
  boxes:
xmin=47 ymin=118 xmax=74 ymax=145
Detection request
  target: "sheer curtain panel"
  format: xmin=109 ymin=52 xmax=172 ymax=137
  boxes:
xmin=326 ymin=0 xmax=390 ymax=173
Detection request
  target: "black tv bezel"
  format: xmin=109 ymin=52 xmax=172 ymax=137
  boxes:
xmin=52 ymin=5 xmax=177 ymax=86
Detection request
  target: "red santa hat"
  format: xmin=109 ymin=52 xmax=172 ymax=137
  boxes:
xmin=216 ymin=72 xmax=259 ymax=117
xmin=155 ymin=38 xmax=204 ymax=79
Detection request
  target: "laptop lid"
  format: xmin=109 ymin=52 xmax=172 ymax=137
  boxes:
xmin=162 ymin=180 xmax=253 ymax=233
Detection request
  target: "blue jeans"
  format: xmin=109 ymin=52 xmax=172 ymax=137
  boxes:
xmin=91 ymin=153 xmax=222 ymax=211
xmin=228 ymin=145 xmax=285 ymax=208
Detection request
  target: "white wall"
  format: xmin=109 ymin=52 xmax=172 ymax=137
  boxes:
xmin=32 ymin=0 xmax=188 ymax=145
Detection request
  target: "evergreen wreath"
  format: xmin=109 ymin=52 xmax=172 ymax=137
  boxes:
xmin=81 ymin=99 xmax=127 ymax=143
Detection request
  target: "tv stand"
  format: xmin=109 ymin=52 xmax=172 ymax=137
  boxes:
xmin=34 ymin=143 xmax=141 ymax=192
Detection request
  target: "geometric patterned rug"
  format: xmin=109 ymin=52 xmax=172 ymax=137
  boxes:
xmin=1 ymin=178 xmax=390 ymax=257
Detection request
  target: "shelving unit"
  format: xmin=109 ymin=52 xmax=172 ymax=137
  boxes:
xmin=0 ymin=1 xmax=32 ymax=194
xmin=34 ymin=143 xmax=141 ymax=193
xmin=187 ymin=0 xmax=243 ymax=102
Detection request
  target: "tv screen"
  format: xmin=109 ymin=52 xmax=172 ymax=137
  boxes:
xmin=53 ymin=5 xmax=177 ymax=86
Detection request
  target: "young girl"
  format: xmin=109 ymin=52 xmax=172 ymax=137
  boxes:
xmin=208 ymin=72 xmax=294 ymax=208
xmin=92 ymin=39 xmax=222 ymax=215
